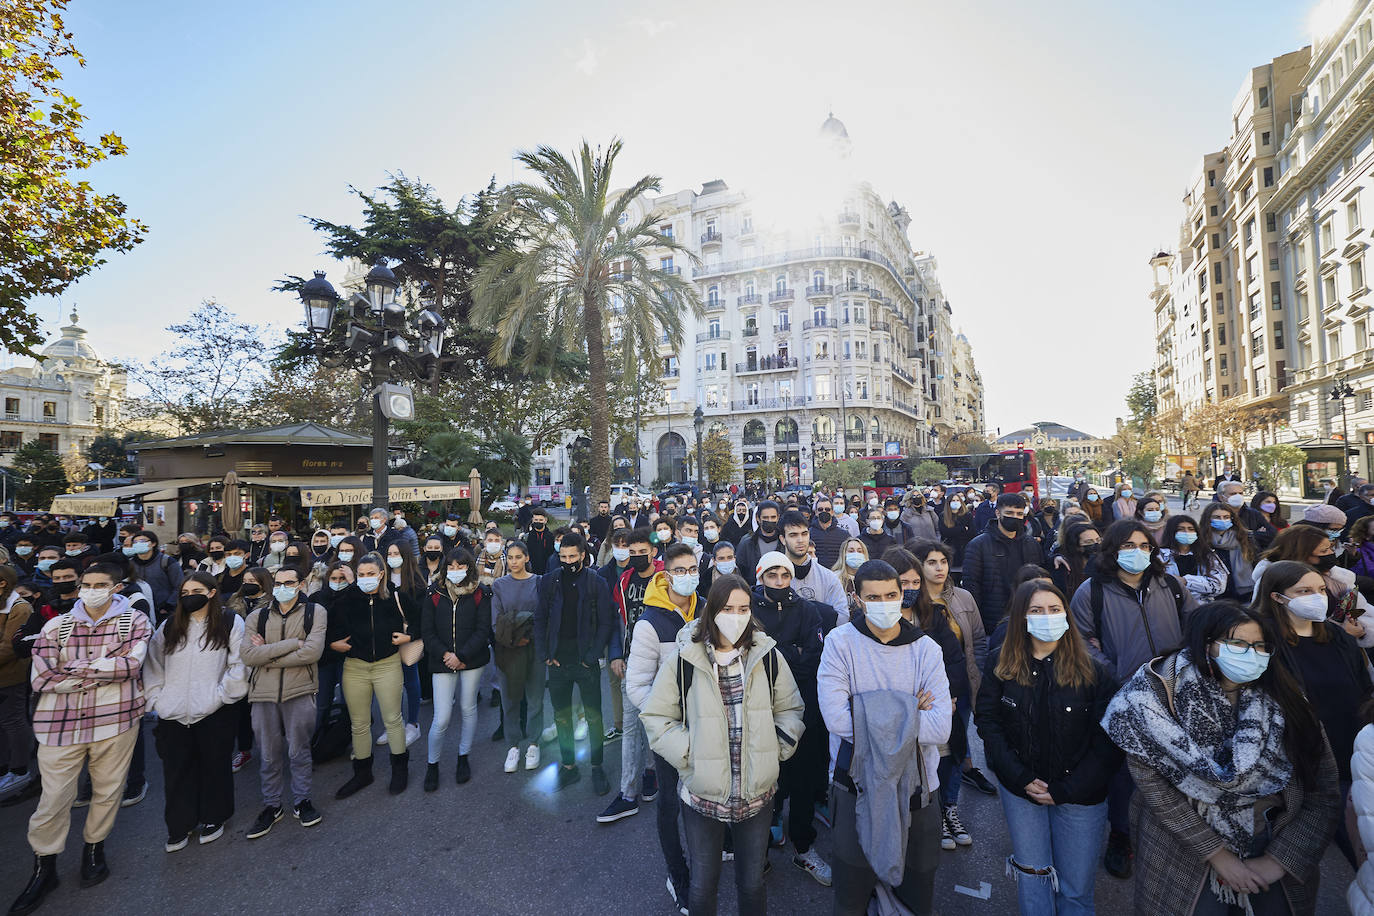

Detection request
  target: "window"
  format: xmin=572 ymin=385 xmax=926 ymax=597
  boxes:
xmin=661 ymin=256 xmax=675 ymax=273
xmin=1323 ymin=218 xmax=1336 ymax=252
xmin=777 ymin=310 xmax=790 ymax=330
xmin=1218 ymin=325 xmax=1227 ymax=345
xmin=41 ymin=401 xmax=55 ymax=419
xmin=1210 ymin=205 xmax=1218 ymax=217
xmin=708 ymin=318 xmax=721 ymax=338
xmin=1271 ymin=280 xmax=1282 ymax=308
xmin=1258 ymin=86 xmax=1270 ymax=108
xmin=775 ymin=275 xmax=787 ymax=294
xmin=1252 ymin=330 xmax=1264 ymax=355
xmin=1325 ymin=275 xmax=1339 ymax=305
xmin=1213 ymin=262 xmax=1223 ymax=284
xmin=1364 ymin=392 xmax=1374 ymax=412
xmin=660 ymin=224 xmax=673 ymax=239
xmin=706 ymin=285 xmax=719 ymax=305
xmin=1266 ymin=212 xmax=1277 ymax=233
xmin=1222 ymin=385 xmax=1230 ymax=397
xmin=811 ymin=269 xmax=826 ymax=290
xmin=1208 ymin=170 xmax=1216 ymax=187
xmin=1261 ymin=131 xmax=1271 ymax=146
xmin=1358 ymin=321 xmax=1369 ymax=352
xmin=747 ymin=383 xmax=759 ymax=406
xmin=1299 ymin=403 xmax=1310 ymax=421
xmin=93 ymin=404 xmax=104 ymax=423
xmin=1329 ymin=330 xmax=1343 ymax=359
xmin=1246 ymin=254 xmax=1258 ymax=281
xmin=1216 ymin=293 xmax=1225 ymax=314
xmin=704 ymin=353 xmax=717 ymax=370
xmin=1244 ymin=219 xmax=1255 ymax=248
xmin=1212 ymin=233 xmax=1221 ymax=249
xmin=1274 ymin=322 xmax=1284 ymax=349
xmin=1354 ymin=258 xmax=1367 ymax=293
xmin=0 ymin=432 xmax=19 ymax=452
xmin=1264 ymin=167 xmax=1275 ymax=189
xmin=37 ymin=433 xmax=57 ymax=451
xmin=741 ymin=215 xmax=752 ymax=233
xmin=855 ymin=341 xmax=867 ymax=360
xmin=2 ymin=398 xmax=15 ymax=417
xmin=1350 ymin=199 xmax=1362 ymax=232
xmin=705 ymin=385 xmax=719 ymax=408
xmin=1203 ymin=329 xmax=1211 ymax=352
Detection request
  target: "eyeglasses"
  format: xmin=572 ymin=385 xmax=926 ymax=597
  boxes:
xmin=1215 ymin=638 xmax=1273 ymax=657
xmin=667 ymin=567 xmax=697 ymax=577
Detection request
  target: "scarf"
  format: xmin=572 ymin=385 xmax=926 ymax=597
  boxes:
xmin=1103 ymin=651 xmax=1291 ymax=913
xmin=1211 ymin=530 xmax=1255 ymax=592
xmin=1114 ymin=497 xmax=1137 ymax=519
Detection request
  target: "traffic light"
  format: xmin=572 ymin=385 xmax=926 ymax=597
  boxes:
xmin=1210 ymin=442 xmax=1219 ymax=459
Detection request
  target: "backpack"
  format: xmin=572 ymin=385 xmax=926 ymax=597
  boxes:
xmin=56 ymin=611 xmax=134 ymax=651
xmin=678 ymin=647 xmax=778 ymax=726
xmin=1090 ymin=574 xmax=1186 ymax=658
xmin=311 ymin=698 xmax=350 ymax=764
xmin=255 ymin=602 xmax=317 ymax=640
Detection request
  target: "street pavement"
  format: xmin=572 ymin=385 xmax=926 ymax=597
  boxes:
xmin=0 ymin=683 xmax=1354 ymax=916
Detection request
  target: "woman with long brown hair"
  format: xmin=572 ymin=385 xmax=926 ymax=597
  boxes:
xmin=1079 ymin=486 xmax=1104 ymax=529
xmin=936 ymin=494 xmax=975 ymax=583
xmin=384 ymin=541 xmax=426 ymax=748
xmin=144 ymin=571 xmax=247 ymax=851
xmin=1200 ymin=501 xmax=1258 ymax=603
xmin=977 ymin=579 xmax=1120 ymax=916
xmin=1254 ymin=525 xmax=1373 ymax=645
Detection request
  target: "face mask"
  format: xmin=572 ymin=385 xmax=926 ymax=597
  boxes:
xmin=54 ymin=580 xmax=77 ymax=595
xmin=240 ymin=583 xmax=261 ymax=598
xmin=387 ymin=556 xmax=404 ymax=569
xmin=36 ymin=559 xmax=55 ymax=573
xmin=356 ymin=576 xmax=380 ymax=593
xmin=442 ymin=525 xmax=458 ymax=538
xmin=998 ymin=515 xmax=1022 ymax=532
xmin=1120 ymin=489 xmax=1134 ymax=499
xmin=76 ymin=585 xmax=111 ymax=608
xmin=901 ymin=587 xmax=919 ymax=609
xmin=763 ymin=584 xmax=791 ymax=603
xmin=1209 ymin=518 xmax=1233 ymax=531
xmin=715 ymin=612 xmax=750 ymax=647
xmin=1327 ymin=529 xmax=1344 ymax=541
xmin=1086 ymin=493 xmax=1100 ymax=502
xmin=628 ymin=554 xmax=651 ymax=572
xmin=671 ymin=573 xmax=700 ymax=597
xmin=174 ymin=593 xmax=212 ymax=616
xmin=554 ymin=539 xmax=563 ymax=551
xmin=681 ymin=536 xmax=698 ymax=549
xmin=133 ymin=541 xmax=152 ymax=555
xmin=121 ymin=546 xmax=136 ymax=557
xmin=1026 ymin=611 xmax=1070 ymax=642
xmin=885 ymin=511 xmax=899 ymax=521
xmin=420 ymin=550 xmax=442 ymax=563
xmin=1212 ymin=643 xmax=1270 ymax=684
xmin=867 ymin=518 xmax=883 ymax=533
xmin=703 ymin=528 xmax=719 ymax=542
xmin=476 ymin=540 xmax=499 ymax=557
xmin=1143 ymin=510 xmax=1162 ymax=523
xmin=329 ymin=534 xmax=345 ymax=548
xmin=273 ymin=585 xmax=298 ymax=604
xmin=532 ymin=521 xmax=546 ymax=530
xmin=560 ymin=559 xmax=581 ymax=575
xmin=14 ymin=546 xmax=31 ymax=557
xmin=329 ymin=580 xmax=349 ymax=591
xmin=1175 ymin=530 xmax=1198 ymax=545
xmin=758 ymin=521 xmax=777 ymax=537
xmin=393 ymin=518 xmax=407 ymax=529
xmin=1225 ymin=494 xmax=1245 ymax=508
xmin=719 ymin=502 xmax=727 ymax=510
xmin=845 ymin=551 xmax=865 ymax=570
xmin=816 ymin=511 xmax=832 ymax=525
xmin=868 ymin=498 xmax=879 ymax=508
xmin=64 ymin=548 xmax=84 ymax=557
xmin=369 ymin=518 xmax=384 ymax=530
xmin=715 ymin=559 xmax=737 ymax=575
xmin=270 ymin=541 xmax=286 ymax=553
xmin=447 ymin=569 xmax=467 ymax=584
xmin=948 ymin=501 xmax=961 ymax=512
xmin=1260 ymin=502 xmax=1277 ymax=513
xmin=1116 ymin=548 xmax=1151 ymax=574
xmin=864 ymin=600 xmax=903 ymax=630
xmin=612 ymin=547 xmax=630 ymax=563
xmin=225 ymin=555 xmax=245 ymax=570
xmin=0 ymin=520 xmax=8 ymax=528
xmin=1313 ymin=554 xmax=1338 ymax=572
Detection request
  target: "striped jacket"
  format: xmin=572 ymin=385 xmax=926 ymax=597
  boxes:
xmin=30 ymin=594 xmax=151 ymax=747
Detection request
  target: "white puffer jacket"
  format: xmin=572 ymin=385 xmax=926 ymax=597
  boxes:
xmin=1350 ymin=724 xmax=1374 ymax=915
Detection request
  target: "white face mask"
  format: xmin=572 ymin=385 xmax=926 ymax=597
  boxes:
xmin=329 ymin=534 xmax=344 ymax=548
xmin=337 ymin=551 xmax=354 ymax=563
xmin=447 ymin=568 xmax=467 ymax=584
xmin=864 ymin=600 xmax=903 ymax=629
xmin=845 ymin=551 xmax=865 ymax=569
xmin=714 ymin=558 xmax=737 ymax=575
xmin=1225 ymin=494 xmax=1245 ymax=508
xmin=79 ymin=586 xmax=114 ymax=608
xmin=1283 ymin=593 xmax=1328 ymax=621
xmin=443 ymin=525 xmax=459 ymax=538
xmin=270 ymin=541 xmax=286 ymax=553
xmin=369 ymin=517 xmax=384 ymax=530
xmin=387 ymin=556 xmax=404 ymax=569
xmin=356 ymin=576 xmax=380 ymax=593
xmin=868 ymin=519 xmax=883 ymax=533
xmin=485 ymin=541 xmax=503 ymax=556
xmin=612 ymin=547 xmax=630 ymax=563
xmin=703 ymin=528 xmax=719 ymax=542
xmin=715 ymin=612 xmax=750 ymax=647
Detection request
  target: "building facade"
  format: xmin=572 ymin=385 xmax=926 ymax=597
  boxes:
xmin=0 ymin=310 xmax=126 ymax=467
xmin=992 ymin=421 xmax=1106 ymax=470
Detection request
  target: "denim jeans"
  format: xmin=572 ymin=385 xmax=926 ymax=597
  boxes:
xmin=682 ymin=802 xmax=771 ymax=916
xmin=402 ymin=660 xmax=422 ymax=726
xmin=653 ymin=752 xmax=689 ymax=889
xmin=619 ymin=686 xmax=649 ymax=798
xmin=938 ymin=703 xmax=972 ymax=808
xmin=545 ymin=652 xmax=603 ymax=767
xmin=315 ymin=657 xmax=344 ymax=735
xmin=998 ymin=786 xmax=1106 ymax=916
xmin=428 ymin=666 xmax=486 ymax=763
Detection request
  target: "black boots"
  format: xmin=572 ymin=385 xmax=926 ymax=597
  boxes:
xmin=424 ymin=763 xmax=439 ymax=793
xmin=335 ymin=757 xmax=374 ymax=800
xmin=388 ymin=751 xmax=409 ymax=795
xmin=8 ymin=854 xmax=58 ymax=916
xmin=79 ymin=842 xmax=107 ymax=888
xmin=455 ymin=755 xmax=471 ymax=784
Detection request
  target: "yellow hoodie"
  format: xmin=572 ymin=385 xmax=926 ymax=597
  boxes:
xmin=644 ymin=570 xmax=697 ymax=623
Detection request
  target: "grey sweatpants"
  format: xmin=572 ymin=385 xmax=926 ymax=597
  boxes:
xmin=251 ymin=695 xmax=315 ymax=808
xmin=830 ymin=783 xmax=941 ymax=916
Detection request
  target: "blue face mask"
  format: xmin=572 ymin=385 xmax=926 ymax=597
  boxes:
xmin=1209 ymin=518 xmax=1233 ymax=531
xmin=1026 ymin=611 xmax=1070 ymax=642
xmin=328 ymin=580 xmax=348 ymax=591
xmin=1175 ymin=530 xmax=1199 ymax=545
xmin=1143 ymin=510 xmax=1162 ymax=523
xmin=1085 ymin=493 xmax=1099 ymax=502
xmin=1120 ymin=489 xmax=1134 ymax=500
xmin=1327 ymin=529 xmax=1344 ymax=540
xmin=1212 ymin=643 xmax=1269 ymax=684
xmin=714 ymin=559 xmax=737 ymax=575
xmin=1116 ymin=548 xmax=1151 ymax=574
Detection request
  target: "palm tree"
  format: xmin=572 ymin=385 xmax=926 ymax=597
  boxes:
xmin=472 ymin=139 xmax=701 ymax=505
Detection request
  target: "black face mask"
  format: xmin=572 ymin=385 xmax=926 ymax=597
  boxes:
xmin=209 ymin=550 xmax=225 ymax=561
xmin=560 ymin=559 xmax=582 ymax=575
xmin=240 ymin=583 xmax=261 ymax=598
xmin=764 ymin=584 xmax=791 ymax=604
xmin=758 ymin=521 xmax=777 ymax=537
xmin=627 ymin=554 xmax=651 ymax=573
xmin=998 ymin=516 xmax=1022 ymax=533
xmin=793 ymin=560 xmax=812 ymax=579
xmin=423 ymin=551 xmax=443 ymax=563
xmin=532 ymin=521 xmax=546 ymax=530
xmin=911 ymin=498 xmax=924 ymax=508
xmin=817 ymin=511 xmax=832 ymax=524
xmin=1315 ymin=554 xmax=1339 ymax=571
xmin=54 ymin=580 xmax=77 ymax=595
xmin=901 ymin=587 xmax=919 ymax=609
xmin=181 ymin=594 xmax=210 ymax=613
xmin=1081 ymin=543 xmax=1099 ymax=556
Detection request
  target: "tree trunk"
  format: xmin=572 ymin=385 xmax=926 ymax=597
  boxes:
xmin=582 ymin=290 xmax=612 ymax=507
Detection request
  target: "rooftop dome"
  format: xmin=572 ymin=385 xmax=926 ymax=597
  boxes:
xmin=41 ymin=309 xmax=101 ymax=362
xmin=819 ymin=112 xmax=849 ymax=140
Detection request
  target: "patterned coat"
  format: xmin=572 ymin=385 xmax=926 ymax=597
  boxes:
xmin=1126 ymin=658 xmax=1341 ymax=916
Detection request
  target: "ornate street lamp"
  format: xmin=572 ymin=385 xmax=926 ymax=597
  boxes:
xmin=294 ymin=262 xmax=448 ymax=509
xmin=1331 ymin=375 xmax=1356 ymax=487
xmin=693 ymin=406 xmax=705 ymax=491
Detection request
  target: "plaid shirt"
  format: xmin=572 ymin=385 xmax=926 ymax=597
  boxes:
xmin=687 ymin=657 xmax=775 ymax=823
xmin=31 ymin=594 xmax=151 ymax=747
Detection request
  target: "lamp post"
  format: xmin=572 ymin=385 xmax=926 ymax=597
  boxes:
xmin=693 ymin=406 xmax=705 ymax=491
xmin=296 ymin=264 xmax=447 ymax=509
xmin=1331 ymin=375 xmax=1356 ymax=487
xmin=87 ymin=462 xmax=104 ymax=490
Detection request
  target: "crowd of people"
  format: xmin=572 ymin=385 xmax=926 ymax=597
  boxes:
xmin=2 ymin=476 xmax=1374 ymax=915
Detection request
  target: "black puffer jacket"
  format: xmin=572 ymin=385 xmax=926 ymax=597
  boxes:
xmin=421 ymin=579 xmax=492 ymax=670
xmin=324 ymin=585 xmax=413 ymax=662
xmin=749 ymin=584 xmax=823 ymax=698
xmin=961 ymin=520 xmax=1045 ymax=632
xmin=975 ymin=648 xmax=1121 ymax=806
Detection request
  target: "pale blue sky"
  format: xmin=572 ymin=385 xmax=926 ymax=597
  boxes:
xmin=41 ymin=0 xmax=1314 ymax=437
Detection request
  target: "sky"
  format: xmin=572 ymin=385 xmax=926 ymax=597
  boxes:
xmin=32 ymin=0 xmax=1320 ymax=439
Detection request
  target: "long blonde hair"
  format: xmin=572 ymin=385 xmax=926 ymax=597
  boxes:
xmin=831 ymin=537 xmax=868 ymax=595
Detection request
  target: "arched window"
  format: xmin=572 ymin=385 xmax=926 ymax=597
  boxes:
xmin=743 ymin=419 xmax=766 ymax=446
xmin=812 ymin=269 xmax=826 ymax=290
xmin=707 ymin=285 xmax=720 ymax=306
xmin=775 ymin=418 xmax=798 ymax=444
xmin=656 ymin=433 xmax=687 ymax=484
xmin=870 ymin=416 xmax=881 ymax=439
xmin=775 ymin=275 xmax=787 ymax=294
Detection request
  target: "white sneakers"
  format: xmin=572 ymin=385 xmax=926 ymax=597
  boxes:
xmin=524 ymin=745 xmax=540 ymax=770
xmin=793 ymin=848 xmax=833 ymax=886
xmin=504 ymin=747 xmax=521 ymax=773
xmin=404 ymin=723 xmax=421 ymax=748
xmin=375 ymin=732 xmax=389 ymax=746
xmin=573 ymin=717 xmax=588 ymax=741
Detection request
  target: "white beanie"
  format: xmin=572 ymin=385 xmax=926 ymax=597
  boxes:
xmin=755 ymin=550 xmax=794 ymax=579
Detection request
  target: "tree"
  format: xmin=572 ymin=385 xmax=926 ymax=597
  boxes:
xmin=1034 ymin=448 xmax=1070 ymax=476
xmin=246 ymin=362 xmax=366 ymax=432
xmin=84 ymin=431 xmax=148 ymax=477
xmin=13 ymin=440 xmax=68 ymax=508
xmin=472 ymin=140 xmax=702 ymax=508
xmin=814 ymin=458 xmax=877 ymax=491
xmin=1247 ymin=443 xmax=1306 ymax=491
xmin=909 ymin=459 xmax=949 ymax=486
xmin=1 ymin=0 xmax=147 ymax=358
xmin=944 ymin=436 xmax=995 ymax=456
xmin=1126 ymin=370 xmax=1158 ymax=427
xmin=124 ymin=300 xmax=273 ymax=434
xmin=749 ymin=459 xmax=785 ymax=488
xmin=410 ymin=429 xmax=532 ymax=498
xmin=701 ymin=429 xmax=738 ymax=488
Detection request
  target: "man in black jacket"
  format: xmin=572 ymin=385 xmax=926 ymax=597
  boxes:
xmin=526 ymin=508 xmax=557 ymax=575
xmin=515 ymin=497 xmax=535 ymax=534
xmin=588 ymin=500 xmax=613 ymax=556
xmin=735 ymin=500 xmax=782 ymax=586
xmin=962 ymin=493 xmax=1044 ymax=633
xmin=809 ymin=496 xmax=849 ymax=569
xmin=534 ymin=533 xmax=618 ymax=794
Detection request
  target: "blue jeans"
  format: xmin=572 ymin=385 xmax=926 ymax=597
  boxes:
xmin=315 ymin=658 xmax=344 ymax=735
xmin=938 ymin=703 xmax=972 ymax=808
xmin=998 ymin=786 xmax=1106 ymax=916
xmin=402 ymin=661 xmax=421 ymax=726
xmin=619 ymin=687 xmax=649 ymax=798
xmin=682 ymin=802 xmax=771 ymax=916
xmin=428 ymin=667 xmax=485 ymax=762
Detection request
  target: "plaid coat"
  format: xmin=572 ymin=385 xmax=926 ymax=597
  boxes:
xmin=1127 ymin=663 xmax=1340 ymax=916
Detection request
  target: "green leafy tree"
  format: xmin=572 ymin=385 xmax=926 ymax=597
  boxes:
xmin=472 ymin=139 xmax=702 ymax=507
xmin=909 ymin=459 xmax=949 ymax=486
xmin=701 ymin=430 xmax=738 ymax=489
xmin=247 ymin=362 xmax=366 ymax=431
xmin=750 ymin=459 xmax=785 ymax=488
xmin=1126 ymin=370 xmax=1158 ymax=427
xmin=13 ymin=439 xmax=68 ymax=508
xmin=1 ymin=0 xmax=147 ymax=358
xmin=83 ymin=431 xmax=151 ymax=477
xmin=1247 ymin=443 xmax=1306 ymax=491
xmin=944 ymin=436 xmax=994 ymax=456
xmin=814 ymin=458 xmax=876 ymax=491
xmin=1034 ymin=448 xmax=1070 ymax=476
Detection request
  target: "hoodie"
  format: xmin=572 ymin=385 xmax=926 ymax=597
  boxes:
xmin=749 ymin=584 xmax=824 ymax=702
xmin=624 ymin=572 xmax=697 ymax=710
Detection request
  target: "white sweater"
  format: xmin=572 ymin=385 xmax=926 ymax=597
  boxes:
xmin=144 ymin=615 xmax=248 ymax=725
xmin=1350 ymin=724 xmax=1374 ymax=916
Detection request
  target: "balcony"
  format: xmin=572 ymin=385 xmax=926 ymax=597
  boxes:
xmin=805 ymin=284 xmax=834 ymax=299
xmin=893 ymin=398 xmax=919 ymax=416
xmin=700 ymin=230 xmax=723 ymax=247
xmin=870 ymin=321 xmax=891 ymax=333
xmin=738 ymin=293 xmax=763 ymax=307
xmin=743 ymin=326 xmax=760 ymax=338
xmin=661 ymin=368 xmax=681 ymax=379
xmin=659 ymin=265 xmax=681 ymax=275
xmin=803 ymin=318 xmax=838 ymax=331
xmin=845 ymin=430 xmax=867 ymax=443
xmin=1158 ymin=360 xmax=1175 ymax=376
xmin=740 ymin=222 xmax=755 ymax=237
xmin=843 ymin=315 xmax=868 ymax=327
xmin=838 ymin=211 xmax=860 ymax=227
xmin=735 ymin=356 xmax=798 ymax=374
xmin=812 ymin=432 xmax=837 ymax=445
xmin=805 ymin=353 xmax=834 ymax=363
xmin=769 ymin=288 xmax=795 ymax=304
xmin=906 ymin=348 xmax=921 ymax=359
xmin=703 ymin=298 xmax=726 ymax=314
xmin=696 ymin=330 xmax=731 ymax=343
xmin=730 ymin=397 xmax=798 ymax=411
xmin=891 ymin=364 xmax=915 ymax=385
xmin=772 ymin=324 xmax=792 ymax=335
xmin=866 ymin=287 xmax=883 ymax=300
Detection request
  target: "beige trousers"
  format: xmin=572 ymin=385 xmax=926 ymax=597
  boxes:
xmin=28 ymin=725 xmax=140 ymax=855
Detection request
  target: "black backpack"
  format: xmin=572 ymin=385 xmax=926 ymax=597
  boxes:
xmin=311 ymin=699 xmax=350 ymax=764
xmin=1090 ymin=574 xmax=1186 ymax=658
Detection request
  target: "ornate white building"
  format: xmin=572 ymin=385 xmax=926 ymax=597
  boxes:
xmin=0 ymin=310 xmax=127 ymax=466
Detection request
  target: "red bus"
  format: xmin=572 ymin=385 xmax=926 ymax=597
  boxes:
xmin=849 ymin=450 xmax=1040 ymax=505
